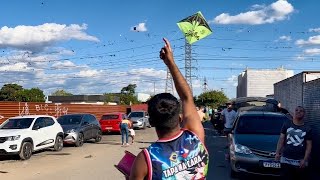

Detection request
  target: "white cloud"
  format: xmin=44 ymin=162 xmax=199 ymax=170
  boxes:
xmin=0 ymin=62 xmax=30 ymax=72
xmin=0 ymin=23 xmax=99 ymax=52
xmin=279 ymin=35 xmax=291 ymax=41
xmin=128 ymin=68 xmax=166 ymax=78
xmin=296 ymin=35 xmax=320 ymax=46
xmin=211 ymin=0 xmax=294 ymax=25
xmin=309 ymin=28 xmax=320 ymax=33
xmin=78 ymin=69 xmax=100 ymax=77
xmin=295 ymin=55 xmax=306 ymax=60
xmin=227 ymin=75 xmax=238 ymax=87
xmin=51 ymin=60 xmax=77 ymax=69
xmin=303 ymin=48 xmax=320 ymax=55
xmin=131 ymin=23 xmax=147 ymax=32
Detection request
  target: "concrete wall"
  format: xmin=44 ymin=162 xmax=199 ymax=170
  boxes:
xmin=237 ymin=69 xmax=293 ymax=98
xmin=274 ymin=73 xmax=304 ymax=114
xmin=237 ymin=72 xmax=247 ymax=97
xmin=303 ymin=78 xmax=320 ymax=169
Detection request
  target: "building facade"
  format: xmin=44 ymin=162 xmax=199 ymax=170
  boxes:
xmin=237 ymin=68 xmax=294 ymax=98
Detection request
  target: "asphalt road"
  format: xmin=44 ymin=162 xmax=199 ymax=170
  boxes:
xmin=0 ymin=122 xmax=282 ymax=180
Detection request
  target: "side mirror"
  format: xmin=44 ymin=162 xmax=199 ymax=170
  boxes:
xmin=33 ymin=125 xmax=40 ymax=130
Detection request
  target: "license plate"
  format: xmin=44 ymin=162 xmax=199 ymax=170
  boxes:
xmin=105 ymin=127 xmax=112 ymax=130
xmin=262 ymin=161 xmax=281 ymax=168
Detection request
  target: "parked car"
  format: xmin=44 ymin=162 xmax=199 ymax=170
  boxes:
xmin=0 ymin=115 xmax=64 ymax=160
xmin=228 ymin=97 xmax=279 ymax=113
xmin=57 ymin=114 xmax=102 ymax=147
xmin=128 ymin=111 xmax=151 ymax=129
xmin=229 ymin=111 xmax=290 ymax=177
xmin=99 ymin=112 xmax=128 ymax=133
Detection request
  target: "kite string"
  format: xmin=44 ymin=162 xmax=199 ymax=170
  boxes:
xmin=168 ymin=30 xmax=180 ymax=41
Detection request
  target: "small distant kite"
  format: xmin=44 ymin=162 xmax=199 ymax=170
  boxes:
xmin=177 ymin=11 xmax=212 ymax=44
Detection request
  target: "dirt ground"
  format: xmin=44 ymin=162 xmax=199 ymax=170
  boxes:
xmin=0 ymin=128 xmax=158 ymax=180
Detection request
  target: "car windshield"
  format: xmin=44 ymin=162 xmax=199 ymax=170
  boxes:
xmin=101 ymin=115 xmax=119 ymax=120
xmin=129 ymin=112 xmax=144 ymax=118
xmin=235 ymin=115 xmax=288 ymax=135
xmin=57 ymin=115 xmax=82 ymax=125
xmin=0 ymin=118 xmax=34 ymax=129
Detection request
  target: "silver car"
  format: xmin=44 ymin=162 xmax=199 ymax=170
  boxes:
xmin=128 ymin=111 xmax=151 ymax=129
xmin=229 ymin=111 xmax=290 ymax=178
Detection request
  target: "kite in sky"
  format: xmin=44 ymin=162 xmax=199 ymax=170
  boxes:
xmin=177 ymin=11 xmax=212 ymax=44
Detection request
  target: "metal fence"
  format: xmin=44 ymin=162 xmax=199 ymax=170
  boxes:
xmin=0 ymin=102 xmax=130 ymax=124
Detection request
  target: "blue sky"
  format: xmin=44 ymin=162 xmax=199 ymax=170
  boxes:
xmin=0 ymin=0 xmax=319 ymax=98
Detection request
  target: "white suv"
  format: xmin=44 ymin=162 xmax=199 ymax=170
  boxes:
xmin=0 ymin=115 xmax=64 ymax=160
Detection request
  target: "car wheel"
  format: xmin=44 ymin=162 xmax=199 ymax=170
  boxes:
xmin=53 ymin=136 xmax=63 ymax=151
xmin=75 ymin=133 xmax=84 ymax=147
xmin=95 ymin=130 xmax=102 ymax=143
xmin=19 ymin=142 xmax=33 ymax=160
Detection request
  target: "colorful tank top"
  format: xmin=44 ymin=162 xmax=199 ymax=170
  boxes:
xmin=143 ymin=129 xmax=209 ymax=180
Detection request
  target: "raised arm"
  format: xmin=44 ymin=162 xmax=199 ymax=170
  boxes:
xmin=160 ymin=38 xmax=204 ymax=143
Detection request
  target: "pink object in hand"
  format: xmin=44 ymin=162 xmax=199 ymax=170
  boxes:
xmin=114 ymin=150 xmax=136 ymax=179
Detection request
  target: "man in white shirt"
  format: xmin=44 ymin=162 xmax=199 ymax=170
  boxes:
xmin=220 ymin=103 xmax=237 ymax=135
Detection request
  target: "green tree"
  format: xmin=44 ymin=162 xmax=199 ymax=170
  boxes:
xmin=15 ymin=88 xmax=45 ymax=102
xmin=121 ymin=84 xmax=137 ymax=95
xmin=119 ymin=84 xmax=140 ymax=105
xmin=0 ymin=83 xmax=23 ymax=101
xmin=119 ymin=93 xmax=140 ymax=105
xmin=103 ymin=93 xmax=119 ymax=103
xmin=51 ymin=89 xmax=73 ymax=96
xmin=195 ymin=90 xmax=228 ymax=108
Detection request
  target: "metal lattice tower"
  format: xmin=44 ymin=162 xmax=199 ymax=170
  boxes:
xmin=185 ymin=39 xmax=193 ymax=93
xmin=165 ymin=68 xmax=174 ymax=95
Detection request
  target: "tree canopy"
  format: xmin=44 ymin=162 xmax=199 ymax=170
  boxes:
xmin=0 ymin=84 xmax=45 ymax=102
xmin=120 ymin=84 xmax=137 ymax=95
xmin=51 ymin=89 xmax=73 ymax=96
xmin=194 ymin=90 xmax=228 ymax=108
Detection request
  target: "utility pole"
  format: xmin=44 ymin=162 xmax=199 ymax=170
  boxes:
xmin=165 ymin=68 xmax=174 ymax=95
xmin=185 ymin=39 xmax=192 ymax=94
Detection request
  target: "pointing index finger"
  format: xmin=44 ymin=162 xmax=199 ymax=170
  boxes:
xmin=163 ymin=38 xmax=172 ymax=52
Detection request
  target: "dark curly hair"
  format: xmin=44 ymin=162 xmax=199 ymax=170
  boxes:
xmin=148 ymin=93 xmax=180 ymax=133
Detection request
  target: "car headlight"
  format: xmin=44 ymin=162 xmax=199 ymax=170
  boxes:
xmin=66 ymin=129 xmax=76 ymax=133
xmin=234 ymin=144 xmax=252 ymax=155
xmin=6 ymin=135 xmax=21 ymax=141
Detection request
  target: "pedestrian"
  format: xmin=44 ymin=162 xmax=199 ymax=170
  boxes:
xmin=208 ymin=106 xmax=213 ymax=118
xmin=128 ymin=128 xmax=135 ymax=144
xmin=275 ymin=106 xmax=312 ymax=180
xmin=120 ymin=118 xmax=132 ymax=146
xmin=220 ymin=103 xmax=237 ymax=136
xmin=197 ymin=106 xmax=206 ymax=122
xmin=130 ymin=38 xmax=209 ymax=180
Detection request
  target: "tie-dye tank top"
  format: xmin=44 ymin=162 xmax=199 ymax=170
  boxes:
xmin=143 ymin=129 xmax=209 ymax=180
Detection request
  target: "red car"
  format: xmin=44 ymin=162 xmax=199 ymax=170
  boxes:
xmin=99 ymin=113 xmax=128 ymax=133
